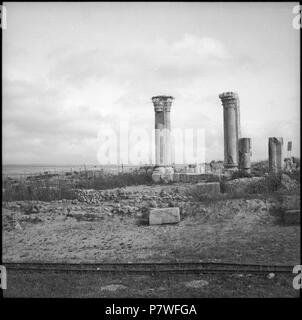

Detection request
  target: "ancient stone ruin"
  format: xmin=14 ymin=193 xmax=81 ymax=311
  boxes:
xmin=151 ymin=95 xmax=174 ymax=183
xmin=238 ymin=137 xmax=252 ymax=174
xmin=219 ymin=92 xmax=241 ymax=171
xmin=268 ymin=137 xmax=283 ymax=172
xmin=150 ymin=92 xmax=289 ymax=182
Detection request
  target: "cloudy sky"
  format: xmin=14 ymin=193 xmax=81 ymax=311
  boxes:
xmin=3 ymin=2 xmax=300 ymax=165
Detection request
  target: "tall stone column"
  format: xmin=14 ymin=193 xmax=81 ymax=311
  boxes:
xmin=219 ymin=92 xmax=240 ymax=170
xmin=151 ymin=95 xmax=174 ymax=182
xmin=239 ymin=138 xmax=251 ymax=174
xmin=268 ymin=137 xmax=283 ymax=172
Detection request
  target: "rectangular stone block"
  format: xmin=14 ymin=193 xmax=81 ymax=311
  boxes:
xmin=282 ymin=209 xmax=300 ymax=225
xmin=192 ymin=182 xmax=221 ymax=195
xmin=184 ymin=173 xmax=200 ymax=183
xmin=180 ymin=173 xmax=188 ymax=182
xmin=149 ymin=207 xmax=180 ymax=225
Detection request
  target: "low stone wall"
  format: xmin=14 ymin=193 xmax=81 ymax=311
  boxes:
xmin=222 ymin=177 xmax=266 ymax=194
xmin=173 ymin=173 xmax=222 ymax=183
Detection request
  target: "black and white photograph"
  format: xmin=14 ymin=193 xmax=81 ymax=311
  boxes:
xmin=1 ymin=1 xmax=301 ymax=302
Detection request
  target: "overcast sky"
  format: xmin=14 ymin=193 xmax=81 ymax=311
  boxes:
xmin=3 ymin=2 xmax=300 ymax=165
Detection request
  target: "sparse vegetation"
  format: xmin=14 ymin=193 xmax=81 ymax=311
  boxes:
xmin=2 ymin=160 xmax=300 ymax=202
xmin=75 ymin=171 xmax=152 ymax=190
xmin=2 ymin=170 xmax=152 ymax=202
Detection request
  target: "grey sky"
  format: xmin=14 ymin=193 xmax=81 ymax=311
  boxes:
xmin=2 ymin=2 xmax=300 ymax=164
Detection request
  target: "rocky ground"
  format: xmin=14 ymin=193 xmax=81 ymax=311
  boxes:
xmin=2 ymin=183 xmax=300 ymax=265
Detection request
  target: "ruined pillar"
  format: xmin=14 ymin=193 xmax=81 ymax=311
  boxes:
xmin=239 ymin=138 xmax=251 ymax=174
xmin=151 ymin=95 xmax=174 ymax=182
xmin=219 ymin=92 xmax=240 ymax=170
xmin=268 ymin=137 xmax=283 ymax=172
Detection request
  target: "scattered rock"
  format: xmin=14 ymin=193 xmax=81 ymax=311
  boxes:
xmin=21 ymin=203 xmax=39 ymax=214
xmin=15 ymin=222 xmax=23 ymax=230
xmin=100 ymin=284 xmax=127 ymax=292
xmin=19 ymin=215 xmax=42 ymax=223
xmin=184 ymin=279 xmax=209 ymax=288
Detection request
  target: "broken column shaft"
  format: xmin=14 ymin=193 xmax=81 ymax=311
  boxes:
xmin=268 ymin=137 xmax=283 ymax=172
xmin=239 ymin=138 xmax=251 ymax=174
xmin=219 ymin=92 xmax=240 ymax=170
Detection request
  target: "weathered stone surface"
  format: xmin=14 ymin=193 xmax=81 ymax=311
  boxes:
xmin=239 ymin=138 xmax=251 ymax=173
xmin=204 ymin=161 xmax=224 ymax=174
xmin=191 ymin=182 xmax=221 ymax=195
xmin=180 ymin=173 xmax=189 ymax=182
xmin=219 ymin=92 xmax=240 ymax=169
xmin=151 ymin=173 xmax=161 ymax=183
xmin=223 ymin=177 xmax=265 ymax=194
xmin=282 ymin=209 xmax=300 ymax=225
xmin=173 ymin=173 xmax=181 ymax=182
xmin=161 ymin=174 xmax=173 ymax=184
xmin=182 ymin=173 xmax=203 ymax=183
xmin=152 ymin=96 xmax=174 ymax=166
xmin=149 ymin=207 xmax=180 ymax=225
xmin=152 ymin=167 xmax=174 ymax=183
xmin=268 ymin=137 xmax=283 ymax=172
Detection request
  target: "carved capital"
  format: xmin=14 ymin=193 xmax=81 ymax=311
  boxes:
xmin=219 ymin=92 xmax=238 ymax=108
xmin=152 ymin=95 xmax=174 ymax=112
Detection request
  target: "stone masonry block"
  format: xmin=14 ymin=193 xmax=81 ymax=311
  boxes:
xmin=149 ymin=207 xmax=180 ymax=225
xmin=192 ymin=182 xmax=221 ymax=196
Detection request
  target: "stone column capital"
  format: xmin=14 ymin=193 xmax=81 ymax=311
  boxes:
xmin=219 ymin=92 xmax=238 ymax=108
xmin=152 ymin=95 xmax=174 ymax=112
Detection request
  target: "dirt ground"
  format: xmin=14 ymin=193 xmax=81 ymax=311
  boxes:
xmin=2 ymin=184 xmax=300 ymax=265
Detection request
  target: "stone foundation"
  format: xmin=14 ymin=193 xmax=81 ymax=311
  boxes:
xmin=152 ymin=166 xmax=174 ymax=183
xmin=190 ymin=182 xmax=221 ymax=196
